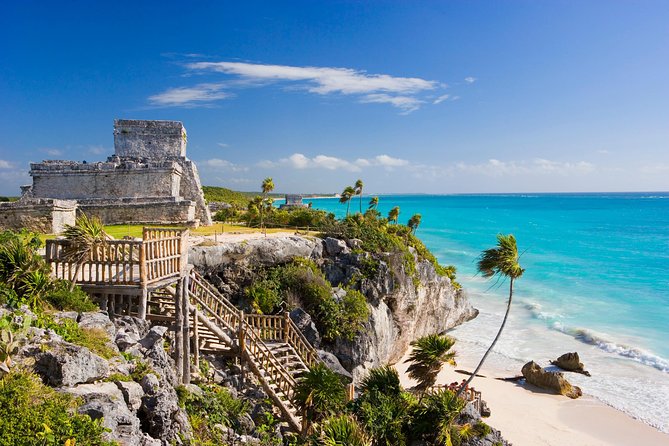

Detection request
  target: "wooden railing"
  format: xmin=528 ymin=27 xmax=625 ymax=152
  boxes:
xmin=142 ymin=228 xmax=188 ymax=284
xmin=45 ymin=227 xmax=188 ymax=287
xmin=188 ymin=270 xmax=240 ymax=333
xmin=45 ymin=239 xmax=142 ymax=285
xmin=284 ymin=316 xmax=320 ymax=368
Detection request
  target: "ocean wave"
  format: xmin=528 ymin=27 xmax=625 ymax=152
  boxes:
xmin=566 ymin=328 xmax=669 ymax=373
xmin=521 ymin=301 xmax=669 ymax=373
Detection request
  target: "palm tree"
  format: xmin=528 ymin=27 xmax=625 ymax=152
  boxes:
xmin=405 ymin=334 xmax=457 ymax=395
xmin=408 ymin=214 xmax=422 ymax=234
xmin=340 ymin=186 xmax=355 ymax=217
xmin=388 ymin=206 xmax=400 ymax=224
xmin=354 ymin=179 xmax=364 ymax=214
xmin=368 ymin=196 xmax=379 ymax=210
xmin=292 ymin=363 xmax=347 ymax=434
xmin=260 ymin=177 xmax=274 ymax=233
xmin=456 ymin=234 xmax=524 ymax=397
xmin=359 ymin=365 xmax=402 ymax=398
xmin=62 ymin=213 xmax=110 ymax=291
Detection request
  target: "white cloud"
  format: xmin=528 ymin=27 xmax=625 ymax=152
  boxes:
xmin=639 ymin=163 xmax=669 ymax=174
xmin=40 ymin=148 xmax=63 ymax=157
xmin=464 ymin=76 xmax=477 ymax=84
xmin=453 ymin=158 xmax=595 ymax=176
xmin=0 ymin=160 xmax=14 ymax=169
xmin=433 ymin=94 xmax=450 ymax=104
xmin=597 ymin=149 xmax=610 ymax=154
xmin=148 ymin=83 xmax=229 ymax=107
xmin=217 ymin=142 xmax=229 ymax=148
xmin=201 ymin=158 xmax=248 ymax=172
xmin=374 ymin=155 xmax=409 ymax=167
xmin=258 ymin=153 xmax=410 ymax=172
xmin=360 ymin=94 xmax=423 ymax=113
xmin=87 ymin=145 xmax=107 ymax=156
xmin=150 ymin=61 xmax=445 ymax=112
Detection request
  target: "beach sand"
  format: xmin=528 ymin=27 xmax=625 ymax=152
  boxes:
xmin=395 ymin=349 xmax=669 ymax=446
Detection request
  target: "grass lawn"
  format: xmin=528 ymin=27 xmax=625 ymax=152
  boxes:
xmin=100 ymin=223 xmax=294 ymax=239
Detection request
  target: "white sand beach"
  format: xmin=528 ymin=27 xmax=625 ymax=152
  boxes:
xmin=395 ymin=349 xmax=669 ymax=446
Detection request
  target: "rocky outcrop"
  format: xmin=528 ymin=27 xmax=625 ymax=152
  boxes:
xmin=550 ymin=352 xmax=591 ymax=376
xmin=190 ymin=236 xmax=478 ymax=382
xmin=521 ymin=361 xmax=582 ymax=399
xmin=10 ymin=310 xmax=189 ymax=445
xmin=189 ymin=236 xmax=322 ymax=268
xmin=35 ymin=342 xmax=110 ymax=387
xmin=457 ymin=402 xmax=510 ymax=446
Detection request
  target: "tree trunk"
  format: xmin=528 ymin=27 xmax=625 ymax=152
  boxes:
xmin=359 ymin=190 xmax=363 ymax=214
xmin=346 ymin=200 xmax=350 ymax=216
xmin=456 ymin=278 xmax=514 ymax=398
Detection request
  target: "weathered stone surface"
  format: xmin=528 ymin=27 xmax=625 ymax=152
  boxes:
xmin=318 ymin=349 xmax=352 ymax=380
xmin=550 ymin=352 xmax=591 ymax=376
xmin=139 ymin=326 xmax=168 ymax=349
xmin=115 ymin=380 xmax=145 ymax=412
xmin=289 ymin=308 xmax=321 ymax=348
xmin=329 ymin=252 xmax=477 ymax=381
xmin=0 ymin=198 xmax=76 ymax=233
xmin=35 ymin=342 xmax=110 ymax=386
xmin=115 ymin=316 xmax=151 ymax=352
xmin=139 ymin=387 xmax=190 ymax=442
xmin=457 ymin=401 xmax=510 ymax=446
xmin=522 ymin=361 xmax=582 ymax=399
xmin=323 ymin=237 xmax=350 ymax=256
xmin=189 ymin=236 xmax=323 ymax=268
xmin=78 ymin=311 xmax=116 ymax=338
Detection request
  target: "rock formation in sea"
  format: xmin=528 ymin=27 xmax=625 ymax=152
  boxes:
xmin=522 ymin=360 xmax=583 ymax=399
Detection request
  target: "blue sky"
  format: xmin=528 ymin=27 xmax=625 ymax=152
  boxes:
xmin=1 ymin=1 xmax=667 ymax=195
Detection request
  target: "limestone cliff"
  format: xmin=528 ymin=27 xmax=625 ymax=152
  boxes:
xmin=189 ymin=235 xmax=478 ymax=381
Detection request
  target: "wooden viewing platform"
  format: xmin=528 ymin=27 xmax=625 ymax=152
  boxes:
xmin=44 ymin=227 xmax=321 ymax=433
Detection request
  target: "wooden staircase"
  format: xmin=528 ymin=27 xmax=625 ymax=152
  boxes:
xmin=186 ymin=270 xmax=320 ymax=432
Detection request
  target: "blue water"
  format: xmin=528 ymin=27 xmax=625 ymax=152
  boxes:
xmin=305 ymin=193 xmax=669 ymax=430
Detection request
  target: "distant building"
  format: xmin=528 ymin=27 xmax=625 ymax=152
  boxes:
xmin=279 ymin=194 xmax=308 ymax=209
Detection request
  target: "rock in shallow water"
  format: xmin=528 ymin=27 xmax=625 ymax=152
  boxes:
xmin=550 ymin=352 xmax=591 ymax=376
xmin=521 ymin=360 xmax=582 ymax=399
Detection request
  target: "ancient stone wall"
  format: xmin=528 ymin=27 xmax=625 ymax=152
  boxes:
xmin=113 ymin=119 xmax=186 ymax=159
xmin=78 ymin=199 xmax=196 ymax=226
xmin=178 ymin=159 xmax=212 ymax=225
xmin=30 ymin=160 xmax=182 ymax=200
xmin=0 ymin=199 xmax=77 ymax=233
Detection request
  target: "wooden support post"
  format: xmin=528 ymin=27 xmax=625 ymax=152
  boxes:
xmin=182 ymin=274 xmax=191 ymax=385
xmin=283 ymin=311 xmax=291 ymax=343
xmin=238 ymin=310 xmax=246 ymax=389
xmin=192 ymin=306 xmax=200 ymax=369
xmin=347 ymin=383 xmax=355 ymax=401
xmin=174 ymin=278 xmax=184 ymax=385
xmin=138 ymin=287 xmax=148 ymax=320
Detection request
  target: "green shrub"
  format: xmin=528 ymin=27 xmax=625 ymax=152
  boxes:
xmin=317 ymin=414 xmax=371 ymax=446
xmin=408 ymin=389 xmax=466 ymax=445
xmin=0 ymin=371 xmax=114 ymax=446
xmin=43 ymin=282 xmax=98 ymax=312
xmin=339 ymin=289 xmax=370 ymax=341
xmin=246 ymin=280 xmax=283 ymax=314
xmin=359 ymin=365 xmax=402 ymax=398
xmin=183 ymin=384 xmax=250 ymax=443
xmin=34 ymin=315 xmax=117 ymax=359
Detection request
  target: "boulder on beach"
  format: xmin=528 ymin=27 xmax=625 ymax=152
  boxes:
xmin=521 ymin=360 xmax=582 ymax=399
xmin=550 ymin=352 xmax=591 ymax=376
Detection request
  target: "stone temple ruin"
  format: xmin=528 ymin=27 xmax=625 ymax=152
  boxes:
xmin=0 ymin=119 xmax=212 ymax=233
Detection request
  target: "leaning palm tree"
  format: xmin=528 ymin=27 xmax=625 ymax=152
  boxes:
xmin=408 ymin=214 xmax=422 ymax=234
xmin=368 ymin=196 xmax=379 ymax=210
xmin=260 ymin=177 xmax=274 ymax=233
xmin=388 ymin=206 xmax=400 ymax=224
xmin=456 ymin=234 xmax=524 ymax=397
xmin=405 ymin=334 xmax=457 ymax=395
xmin=354 ymin=179 xmax=364 ymax=214
xmin=61 ymin=213 xmax=110 ymax=291
xmin=340 ymin=186 xmax=355 ymax=217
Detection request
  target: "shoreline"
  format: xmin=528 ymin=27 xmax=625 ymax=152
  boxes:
xmin=394 ymin=343 xmax=669 ymax=446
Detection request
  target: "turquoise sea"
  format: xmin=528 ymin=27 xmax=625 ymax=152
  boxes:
xmin=305 ymin=193 xmax=669 ymax=432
